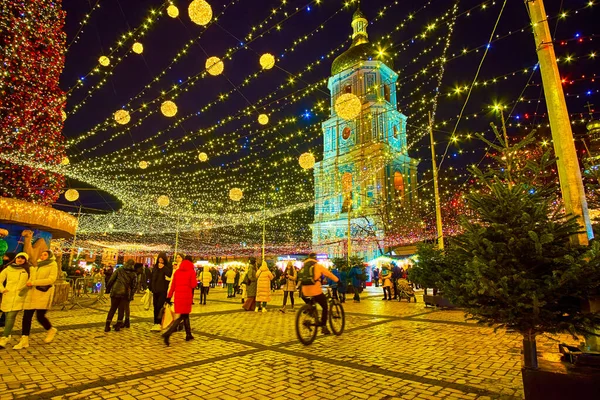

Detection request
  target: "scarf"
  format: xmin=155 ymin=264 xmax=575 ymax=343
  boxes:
xmin=37 ymin=255 xmax=56 ymax=269
xmin=10 ymin=261 xmax=30 ymax=277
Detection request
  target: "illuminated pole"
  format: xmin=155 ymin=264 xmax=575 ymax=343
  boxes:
xmin=428 ymin=113 xmax=444 ymax=250
xmin=526 ymin=0 xmax=593 ymax=244
xmin=68 ymin=205 xmax=82 ymax=267
xmin=347 ymin=193 xmax=352 ymax=267
xmin=173 ymin=214 xmax=180 ymax=257
xmin=262 ymin=196 xmax=267 ymax=262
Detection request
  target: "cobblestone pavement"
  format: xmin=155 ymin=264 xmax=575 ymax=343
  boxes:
xmin=0 ymin=286 xmax=577 ymax=400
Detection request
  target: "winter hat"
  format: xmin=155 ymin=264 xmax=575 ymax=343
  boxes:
xmin=261 ymin=261 xmax=268 ymax=269
xmin=15 ymin=252 xmax=29 ymax=261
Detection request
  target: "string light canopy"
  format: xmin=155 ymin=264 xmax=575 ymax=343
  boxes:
xmin=114 ymin=109 xmax=131 ymax=125
xmin=160 ymin=100 xmax=178 ymax=117
xmin=157 ymin=195 xmax=170 ymax=207
xmin=188 ymin=0 xmax=212 ymax=26
xmin=299 ymin=153 xmax=316 ymax=170
xmin=132 ymin=42 xmax=144 ymax=54
xmin=258 ymin=114 xmax=269 ymax=125
xmin=98 ymin=56 xmax=110 ymax=66
xmin=335 ymin=93 xmax=362 ymax=121
xmin=167 ymin=4 xmax=179 ymax=18
xmin=229 ymin=188 xmax=243 ymax=201
xmin=65 ymin=189 xmax=79 ymax=202
xmin=198 ymin=152 xmax=208 ymax=162
xmin=139 ymin=160 xmax=149 ymax=169
xmin=260 ymin=53 xmax=276 ymax=70
xmin=206 ymin=56 xmax=224 ymax=76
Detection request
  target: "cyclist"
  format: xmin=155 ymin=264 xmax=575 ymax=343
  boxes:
xmin=298 ymin=253 xmax=339 ymax=335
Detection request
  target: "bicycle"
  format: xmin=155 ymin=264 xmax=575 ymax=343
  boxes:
xmin=295 ymin=287 xmax=345 ymax=345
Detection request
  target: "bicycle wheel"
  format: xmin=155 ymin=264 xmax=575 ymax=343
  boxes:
xmin=295 ymin=304 xmax=319 ymax=345
xmin=328 ymin=299 xmax=345 ymax=336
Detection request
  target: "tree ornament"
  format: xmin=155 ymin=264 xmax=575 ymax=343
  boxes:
xmin=65 ymin=189 xmax=79 ymax=202
xmin=61 ymin=110 xmax=67 ymax=121
xmin=258 ymin=114 xmax=269 ymax=125
xmin=198 ymin=152 xmax=208 ymax=162
xmin=167 ymin=4 xmax=179 ymax=18
xmin=98 ymin=56 xmax=110 ymax=66
xmin=114 ymin=109 xmax=131 ymax=125
xmin=61 ymin=157 xmax=70 ymax=166
xmin=157 ymin=195 xmax=170 ymax=207
xmin=335 ymin=93 xmax=362 ymax=120
xmin=160 ymin=100 xmax=178 ymax=117
xmin=139 ymin=161 xmax=149 ymax=169
xmin=206 ymin=56 xmax=224 ymax=76
xmin=229 ymin=188 xmax=243 ymax=201
xmin=299 ymin=153 xmax=316 ymax=170
xmin=189 ymin=0 xmax=212 ymax=26
xmin=132 ymin=42 xmax=144 ymax=54
xmin=260 ymin=53 xmax=276 ymax=70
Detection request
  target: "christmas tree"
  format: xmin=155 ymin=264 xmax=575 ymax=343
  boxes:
xmin=0 ymin=0 xmax=67 ymax=206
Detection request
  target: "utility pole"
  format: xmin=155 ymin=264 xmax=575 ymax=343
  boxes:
xmin=526 ymin=0 xmax=593 ymax=244
xmin=68 ymin=205 xmax=82 ymax=267
xmin=173 ymin=214 xmax=180 ymax=258
xmin=428 ymin=112 xmax=444 ymax=250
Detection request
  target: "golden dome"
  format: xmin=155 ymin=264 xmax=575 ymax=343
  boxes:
xmin=587 ymin=119 xmax=600 ymax=134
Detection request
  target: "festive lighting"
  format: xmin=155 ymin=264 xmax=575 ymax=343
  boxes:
xmin=189 ymin=0 xmax=212 ymax=26
xmin=114 ymin=109 xmax=131 ymax=125
xmin=206 ymin=56 xmax=224 ymax=76
xmin=260 ymin=53 xmax=276 ymax=70
xmin=65 ymin=189 xmax=79 ymax=202
xmin=132 ymin=42 xmax=144 ymax=54
xmin=229 ymin=188 xmax=244 ymax=201
xmin=258 ymin=114 xmax=270 ymax=125
xmin=61 ymin=110 xmax=67 ymax=121
xmin=157 ymin=195 xmax=170 ymax=207
xmin=139 ymin=161 xmax=149 ymax=169
xmin=160 ymin=100 xmax=178 ymax=117
xmin=198 ymin=152 xmax=208 ymax=162
xmin=299 ymin=153 xmax=316 ymax=170
xmin=98 ymin=56 xmax=110 ymax=66
xmin=61 ymin=157 xmax=70 ymax=166
xmin=335 ymin=93 xmax=362 ymax=120
xmin=167 ymin=4 xmax=179 ymax=18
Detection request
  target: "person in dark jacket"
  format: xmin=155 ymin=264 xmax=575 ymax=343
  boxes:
xmin=104 ymin=260 xmax=137 ymax=332
xmin=149 ymin=252 xmax=173 ymax=332
xmin=103 ymin=265 xmax=114 ymax=293
xmin=391 ymin=264 xmax=402 ymax=300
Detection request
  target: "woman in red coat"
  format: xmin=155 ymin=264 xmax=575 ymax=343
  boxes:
xmin=162 ymin=259 xmax=196 ymax=345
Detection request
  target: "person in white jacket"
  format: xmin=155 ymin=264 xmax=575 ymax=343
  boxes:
xmin=13 ymin=250 xmax=59 ymax=350
xmin=0 ymin=252 xmax=30 ymax=349
xmin=198 ymin=266 xmax=213 ymax=305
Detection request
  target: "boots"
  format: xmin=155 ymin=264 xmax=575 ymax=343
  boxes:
xmin=123 ymin=319 xmax=130 ymax=328
xmin=184 ymin=318 xmax=193 ymax=341
xmin=0 ymin=336 xmax=11 ymax=349
xmin=44 ymin=328 xmax=58 ymax=343
xmin=13 ymin=336 xmax=29 ymax=350
xmin=279 ymin=305 xmax=286 ymax=313
xmin=113 ymin=321 xmax=123 ymax=332
xmin=162 ymin=332 xmax=171 ymax=346
xmin=104 ymin=321 xmax=111 ymax=332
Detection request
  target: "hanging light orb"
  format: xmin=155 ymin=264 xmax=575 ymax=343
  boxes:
xmin=114 ymin=109 xmax=131 ymax=125
xmin=229 ymin=188 xmax=243 ymax=201
xmin=167 ymin=4 xmax=179 ymax=18
xmin=160 ymin=100 xmax=178 ymax=117
xmin=61 ymin=110 xmax=67 ymax=121
xmin=205 ymin=56 xmax=224 ymax=76
xmin=258 ymin=114 xmax=269 ymax=125
xmin=65 ymin=189 xmax=79 ymax=202
xmin=60 ymin=157 xmax=70 ymax=166
xmin=299 ymin=153 xmax=316 ymax=170
xmin=259 ymin=53 xmax=276 ymax=70
xmin=335 ymin=93 xmax=362 ymax=121
xmin=98 ymin=56 xmax=110 ymax=66
xmin=188 ymin=0 xmax=212 ymax=26
xmin=132 ymin=42 xmax=144 ymax=54
xmin=157 ymin=195 xmax=170 ymax=207
xmin=198 ymin=152 xmax=208 ymax=162
xmin=139 ymin=160 xmax=149 ymax=169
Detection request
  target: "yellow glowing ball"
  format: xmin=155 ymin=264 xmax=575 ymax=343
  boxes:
xmin=258 ymin=114 xmax=269 ymax=125
xmin=139 ymin=161 xmax=149 ymax=169
xmin=229 ymin=188 xmax=243 ymax=202
xmin=206 ymin=56 xmax=224 ymax=76
xmin=335 ymin=93 xmax=362 ymax=121
xmin=114 ymin=109 xmax=131 ymax=125
xmin=299 ymin=153 xmax=316 ymax=170
xmin=99 ymin=56 xmax=110 ymax=66
xmin=260 ymin=53 xmax=276 ymax=70
xmin=198 ymin=152 xmax=208 ymax=162
xmin=167 ymin=4 xmax=179 ymax=18
xmin=132 ymin=42 xmax=144 ymax=54
xmin=189 ymin=0 xmax=212 ymax=26
xmin=65 ymin=189 xmax=79 ymax=202
xmin=157 ymin=195 xmax=170 ymax=207
xmin=61 ymin=110 xmax=67 ymax=121
xmin=60 ymin=157 xmax=70 ymax=166
xmin=161 ymin=100 xmax=178 ymax=117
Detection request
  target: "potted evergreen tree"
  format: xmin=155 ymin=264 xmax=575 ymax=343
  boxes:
xmin=410 ymin=243 xmax=455 ymax=307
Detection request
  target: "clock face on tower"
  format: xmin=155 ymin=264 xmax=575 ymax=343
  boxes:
xmin=342 ymin=127 xmax=351 ymax=140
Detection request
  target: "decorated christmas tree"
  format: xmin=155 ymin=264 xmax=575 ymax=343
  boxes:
xmin=0 ymin=0 xmax=67 ymax=205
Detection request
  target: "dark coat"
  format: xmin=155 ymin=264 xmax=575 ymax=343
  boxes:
xmin=150 ymin=263 xmax=173 ymax=294
xmin=107 ymin=264 xmax=137 ymax=299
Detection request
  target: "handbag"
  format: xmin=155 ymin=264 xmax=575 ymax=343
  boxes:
xmin=280 ymin=277 xmax=287 ymax=286
xmin=36 ymin=285 xmax=52 ymax=292
xmin=161 ymin=303 xmax=175 ymax=329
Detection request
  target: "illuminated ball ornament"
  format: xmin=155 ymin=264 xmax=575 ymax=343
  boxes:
xmin=132 ymin=42 xmax=144 ymax=54
xmin=61 ymin=110 xmax=67 ymax=121
xmin=98 ymin=56 xmax=110 ymax=66
xmin=335 ymin=93 xmax=362 ymax=121
xmin=198 ymin=152 xmax=208 ymax=162
xmin=229 ymin=188 xmax=243 ymax=202
xmin=60 ymin=157 xmax=70 ymax=166
xmin=167 ymin=4 xmax=179 ymax=18
xmin=139 ymin=161 xmax=149 ymax=169
xmin=260 ymin=53 xmax=276 ymax=70
xmin=299 ymin=153 xmax=316 ymax=170
xmin=157 ymin=195 xmax=170 ymax=207
xmin=114 ymin=109 xmax=131 ymax=125
xmin=206 ymin=56 xmax=224 ymax=76
xmin=258 ymin=114 xmax=269 ymax=125
xmin=65 ymin=189 xmax=79 ymax=202
xmin=161 ymin=100 xmax=178 ymax=117
xmin=188 ymin=0 xmax=212 ymax=26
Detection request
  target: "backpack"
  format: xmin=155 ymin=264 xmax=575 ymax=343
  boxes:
xmin=298 ymin=260 xmax=317 ymax=286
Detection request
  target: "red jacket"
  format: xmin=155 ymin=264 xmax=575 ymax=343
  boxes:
xmin=168 ymin=260 xmax=197 ymax=314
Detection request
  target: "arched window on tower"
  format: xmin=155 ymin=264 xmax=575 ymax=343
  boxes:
xmin=344 ymin=84 xmax=352 ymax=94
xmin=394 ymin=172 xmax=405 ymax=204
xmin=384 ymin=85 xmax=391 ymax=102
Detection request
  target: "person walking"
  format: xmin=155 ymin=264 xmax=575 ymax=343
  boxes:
xmin=242 ymin=258 xmax=258 ymax=311
xmin=0 ymin=253 xmax=30 ymax=349
xmin=328 ymin=263 xmax=340 ymax=300
xmin=279 ymin=262 xmax=297 ymax=313
xmin=338 ymin=266 xmax=348 ymax=303
xmin=225 ymin=268 xmax=237 ymax=298
xmin=104 ymin=260 xmax=136 ymax=332
xmin=199 ymin=266 xmax=212 ymax=305
xmin=391 ymin=263 xmax=402 ymax=300
xmin=349 ymin=263 xmax=363 ymax=303
xmin=13 ymin=250 xmax=59 ymax=349
xmin=255 ymin=261 xmax=273 ymax=312
xmin=149 ymin=253 xmax=172 ymax=332
xmin=372 ymin=267 xmax=380 ymax=288
xmin=381 ymin=264 xmax=393 ymax=301
xmin=162 ymin=259 xmax=196 ymax=345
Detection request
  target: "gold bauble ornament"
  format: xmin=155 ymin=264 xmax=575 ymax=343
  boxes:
xmin=259 ymin=53 xmax=276 ymax=70
xmin=157 ymin=195 xmax=170 ymax=207
xmin=132 ymin=42 xmax=144 ymax=54
xmin=114 ymin=109 xmax=131 ymax=125
xmin=60 ymin=157 xmax=70 ymax=166
xmin=139 ymin=161 xmax=149 ymax=169
xmin=299 ymin=153 xmax=316 ymax=170
xmin=189 ymin=0 xmax=212 ymax=26
xmin=198 ymin=152 xmax=208 ymax=162
xmin=206 ymin=56 xmax=224 ymax=76
xmin=61 ymin=110 xmax=67 ymax=121
xmin=167 ymin=4 xmax=179 ymax=18
xmin=229 ymin=188 xmax=243 ymax=201
xmin=258 ymin=114 xmax=269 ymax=125
xmin=161 ymin=100 xmax=178 ymax=117
xmin=98 ymin=56 xmax=110 ymax=66
xmin=335 ymin=93 xmax=362 ymax=121
xmin=65 ymin=189 xmax=79 ymax=202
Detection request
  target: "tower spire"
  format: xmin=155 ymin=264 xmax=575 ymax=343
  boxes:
xmin=351 ymin=3 xmax=368 ymax=47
